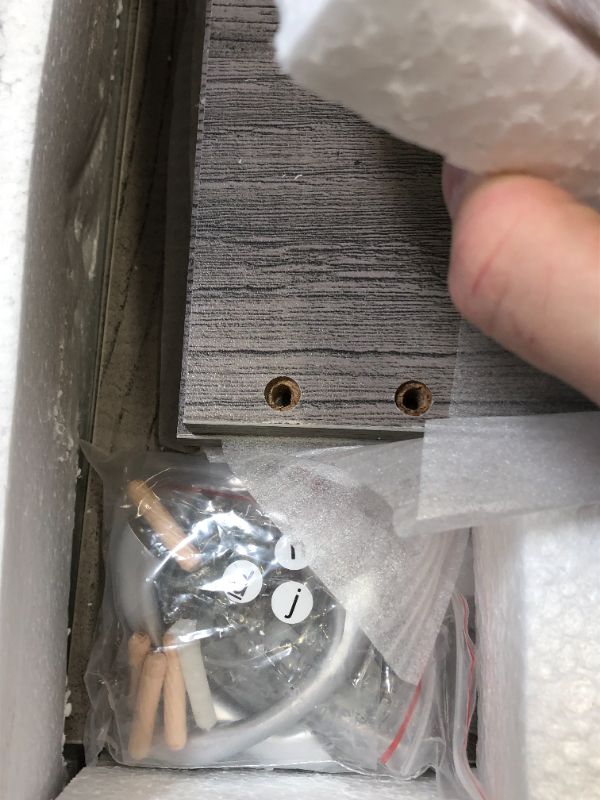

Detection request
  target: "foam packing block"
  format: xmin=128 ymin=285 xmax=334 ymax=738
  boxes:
xmin=275 ymin=0 xmax=600 ymax=200
xmin=474 ymin=505 xmax=600 ymax=800
xmin=57 ymin=767 xmax=438 ymax=800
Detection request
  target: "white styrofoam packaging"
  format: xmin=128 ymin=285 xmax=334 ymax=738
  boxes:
xmin=0 ymin=1 xmax=124 ymax=799
xmin=275 ymin=0 xmax=600 ymax=200
xmin=475 ymin=506 xmax=600 ymax=800
xmin=58 ymin=767 xmax=439 ymax=800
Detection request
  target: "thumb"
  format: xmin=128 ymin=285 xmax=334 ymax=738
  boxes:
xmin=446 ymin=173 xmax=600 ymax=405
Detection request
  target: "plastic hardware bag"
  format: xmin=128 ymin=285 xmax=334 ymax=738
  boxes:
xmin=84 ymin=447 xmax=483 ymax=799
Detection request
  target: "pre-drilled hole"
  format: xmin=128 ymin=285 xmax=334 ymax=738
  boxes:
xmin=395 ymin=381 xmax=433 ymax=417
xmin=264 ymin=376 xmax=301 ymax=412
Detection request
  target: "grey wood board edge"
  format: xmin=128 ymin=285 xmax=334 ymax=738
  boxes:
xmin=159 ymin=0 xmax=209 ymax=450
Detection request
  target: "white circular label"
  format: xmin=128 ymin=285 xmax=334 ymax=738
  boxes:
xmin=222 ymin=560 xmax=263 ymax=604
xmin=271 ymin=581 xmax=313 ymax=624
xmin=275 ymin=536 xmax=309 ymax=571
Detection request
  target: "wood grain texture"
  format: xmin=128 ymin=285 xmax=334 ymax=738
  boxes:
xmin=182 ymin=0 xmax=589 ymax=437
xmin=182 ymin=0 xmax=459 ymax=437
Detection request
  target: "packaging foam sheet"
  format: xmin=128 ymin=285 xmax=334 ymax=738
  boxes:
xmin=475 ymin=505 xmax=600 ymax=800
xmin=223 ymin=436 xmax=468 ymax=685
xmin=275 ymin=0 xmax=600 ymax=201
xmin=223 ymin=412 xmax=600 ymax=685
xmin=57 ymin=767 xmax=439 ymax=799
xmin=224 ymin=412 xmax=600 ymax=539
xmin=416 ymin=412 xmax=600 ymax=531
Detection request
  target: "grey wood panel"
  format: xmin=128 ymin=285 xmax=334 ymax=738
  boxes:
xmin=182 ymin=0 xmax=588 ymax=438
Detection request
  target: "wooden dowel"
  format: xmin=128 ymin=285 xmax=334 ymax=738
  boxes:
xmin=128 ymin=651 xmax=167 ymax=761
xmin=163 ymin=634 xmax=188 ymax=751
xmin=127 ymin=632 xmax=151 ymax=708
xmin=127 ymin=480 xmax=202 ymax=572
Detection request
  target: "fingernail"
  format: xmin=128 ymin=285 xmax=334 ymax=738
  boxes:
xmin=442 ymin=163 xmax=469 ymax=219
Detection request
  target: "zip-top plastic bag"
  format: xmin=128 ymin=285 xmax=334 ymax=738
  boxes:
xmin=84 ymin=447 xmax=483 ymax=799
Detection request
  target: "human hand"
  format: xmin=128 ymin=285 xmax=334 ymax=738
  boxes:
xmin=443 ymin=166 xmax=600 ymax=405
